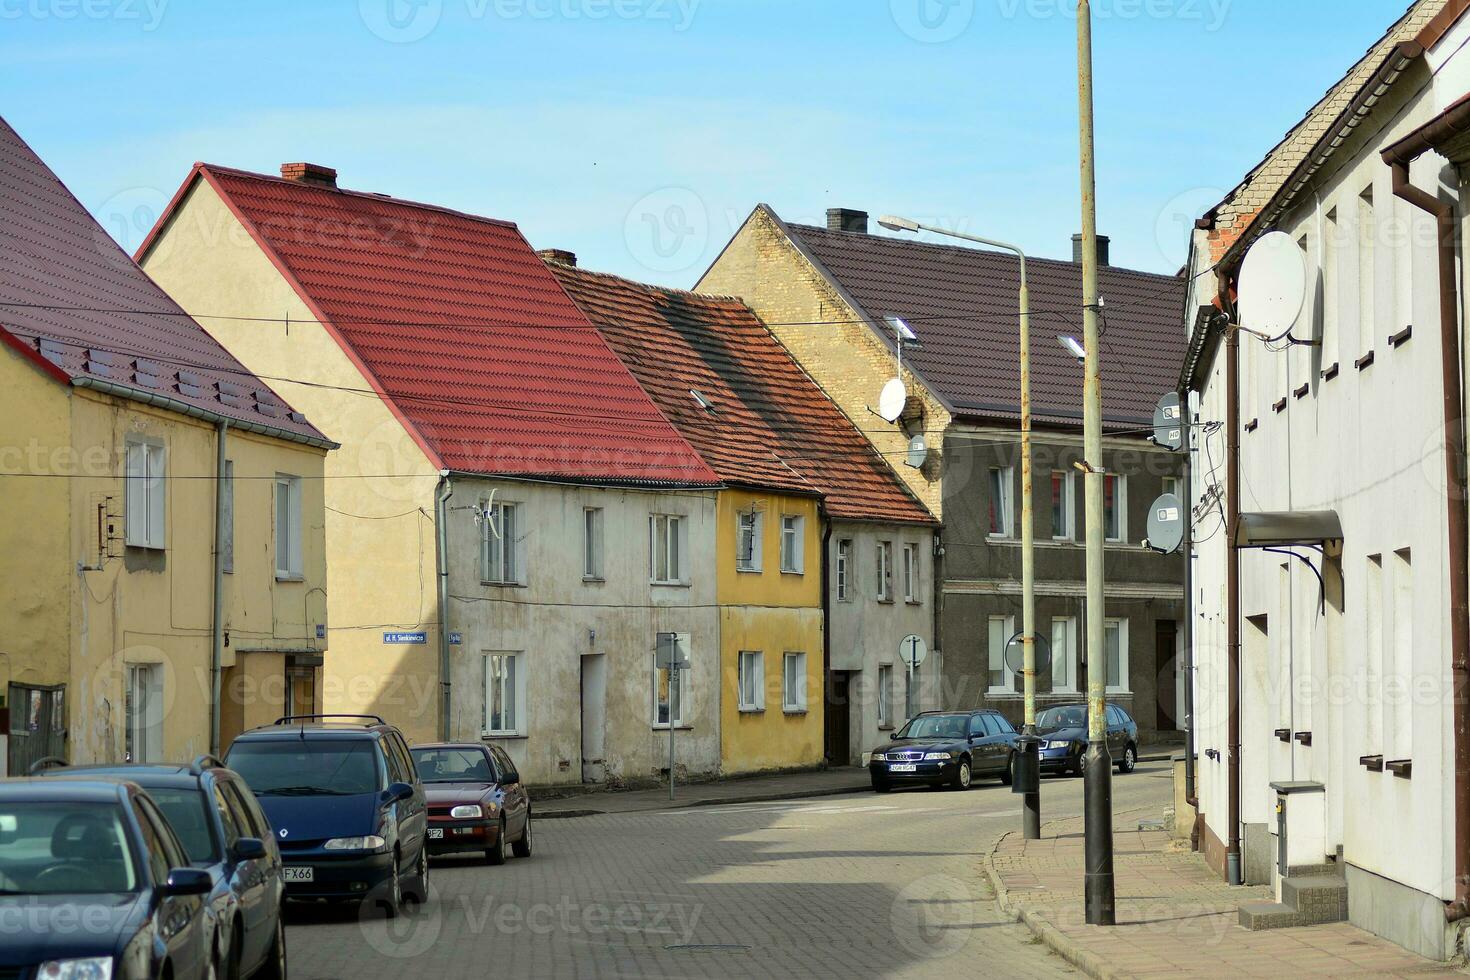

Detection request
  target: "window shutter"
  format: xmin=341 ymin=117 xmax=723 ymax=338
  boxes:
xmin=125 ymin=442 xmax=146 ymax=546
xmin=146 ymin=445 xmax=166 ymax=548
xmin=290 ymin=478 xmax=303 ymax=576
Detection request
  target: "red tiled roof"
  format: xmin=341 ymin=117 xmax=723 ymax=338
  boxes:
xmin=179 ymin=164 xmax=718 ymax=486
xmin=0 ymin=117 xmax=327 ymax=445
xmin=551 ymin=261 xmax=936 ymax=526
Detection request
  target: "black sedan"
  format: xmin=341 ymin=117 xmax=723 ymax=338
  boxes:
xmin=0 ymin=778 xmax=215 ymax=980
xmin=1036 ymin=702 xmax=1140 ymax=776
xmin=39 ymin=756 xmax=286 ymax=980
xmin=867 ymin=709 xmax=1019 ymax=792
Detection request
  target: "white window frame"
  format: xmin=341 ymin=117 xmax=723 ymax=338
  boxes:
xmin=1103 ymin=474 xmax=1127 ymax=543
xmin=780 ymin=514 xmax=805 ymax=574
xmin=482 ymin=652 xmax=523 ymax=736
xmin=125 ymin=663 xmax=163 ymax=763
xmin=125 ymin=438 xmax=166 ymax=550
xmin=583 ymin=506 xmax=604 ymax=580
xmin=652 ymin=633 xmax=690 ymax=728
xmin=1103 ymin=618 xmax=1130 ymax=694
xmin=783 ymin=652 xmax=808 ymax=713
xmin=481 ymin=500 xmax=523 ymax=585
xmin=835 ymin=539 xmax=853 ymax=602
xmin=737 ymin=651 xmax=764 ymax=712
xmin=274 ymin=474 xmax=304 ymax=581
xmin=988 ymin=614 xmax=1017 ymax=696
xmin=1051 ymin=616 xmax=1079 ymax=693
xmin=876 ymin=541 xmax=894 ymax=602
xmin=650 ymin=513 xmax=688 ymax=585
xmin=736 ymin=509 xmax=763 ymax=572
xmin=989 ymin=466 xmax=1014 ymax=538
xmin=877 ymin=664 xmax=894 ymax=729
xmin=1052 ymin=470 xmax=1076 ymax=540
xmin=902 ymin=544 xmax=920 ymax=604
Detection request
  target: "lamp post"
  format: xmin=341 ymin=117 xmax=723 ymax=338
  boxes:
xmin=877 ymin=214 xmax=1040 ymax=840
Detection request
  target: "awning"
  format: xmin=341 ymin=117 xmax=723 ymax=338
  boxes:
xmin=1234 ymin=511 xmax=1343 ymax=549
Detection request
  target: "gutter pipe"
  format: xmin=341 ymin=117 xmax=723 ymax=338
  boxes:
xmin=1218 ymin=269 xmax=1243 ymax=887
xmin=210 ymin=420 xmax=228 ymax=756
xmin=435 ymin=475 xmax=454 ymax=741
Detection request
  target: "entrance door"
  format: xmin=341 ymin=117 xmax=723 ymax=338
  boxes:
xmin=580 ymin=654 xmax=607 ymax=784
xmin=825 ymin=670 xmax=851 ymax=767
xmin=1155 ymin=621 xmax=1179 ymax=731
xmin=6 ymin=684 xmax=65 ymax=775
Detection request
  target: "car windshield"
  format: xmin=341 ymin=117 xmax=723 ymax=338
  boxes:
xmin=145 ymin=787 xmax=217 ymax=864
xmin=896 ymin=714 xmax=969 ymax=739
xmin=226 ymin=739 xmax=382 ymax=797
xmin=1038 ymin=706 xmax=1088 ymax=729
xmin=411 ymin=748 xmax=495 ymax=783
xmin=0 ymin=803 xmax=138 ymax=895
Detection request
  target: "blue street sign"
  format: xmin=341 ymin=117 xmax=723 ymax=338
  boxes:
xmin=448 ymin=632 xmax=463 ymax=645
xmin=383 ymin=631 xmax=427 ymax=645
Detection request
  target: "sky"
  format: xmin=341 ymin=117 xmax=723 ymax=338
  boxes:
xmin=0 ymin=0 xmax=1420 ymax=289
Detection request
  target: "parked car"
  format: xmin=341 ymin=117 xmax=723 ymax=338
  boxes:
xmin=0 ymin=778 xmax=215 ymax=980
xmin=224 ymin=714 xmax=428 ymax=916
xmin=1035 ymin=702 xmax=1139 ymax=776
xmin=867 ymin=709 xmax=1019 ymax=792
xmin=408 ymin=743 xmax=532 ymax=865
xmin=37 ymin=755 xmax=286 ymax=980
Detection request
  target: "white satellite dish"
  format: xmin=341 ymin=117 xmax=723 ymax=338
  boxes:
xmin=1237 ymin=230 xmax=1307 ymax=336
xmin=878 ymin=378 xmax=908 ymax=423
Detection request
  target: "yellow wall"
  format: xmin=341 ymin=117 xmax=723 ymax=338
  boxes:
xmin=715 ymin=489 xmax=823 ymax=772
xmin=140 ymin=177 xmax=443 ymax=744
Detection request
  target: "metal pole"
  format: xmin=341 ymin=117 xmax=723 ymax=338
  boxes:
xmin=1078 ymin=0 xmax=1115 ymax=926
xmin=669 ymin=666 xmax=677 ymax=801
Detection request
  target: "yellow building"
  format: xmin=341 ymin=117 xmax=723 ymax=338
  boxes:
xmin=0 ymin=117 xmax=332 ymax=773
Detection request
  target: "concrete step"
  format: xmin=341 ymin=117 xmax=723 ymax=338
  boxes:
xmin=1286 ymin=862 xmax=1341 ymax=878
xmin=1239 ymin=901 xmax=1310 ymax=930
xmin=1281 ymin=875 xmax=1349 ymax=922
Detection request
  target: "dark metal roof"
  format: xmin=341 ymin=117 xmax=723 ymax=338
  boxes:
xmin=1234 ymin=511 xmax=1344 ymax=548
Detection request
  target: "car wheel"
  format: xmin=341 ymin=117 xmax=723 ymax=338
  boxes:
xmin=257 ymin=917 xmax=286 ymax=980
xmin=377 ymin=849 xmax=404 ymax=918
xmin=1117 ymin=743 xmax=1137 ymax=774
xmin=487 ymin=818 xmax=507 ymax=866
xmin=512 ymin=813 xmax=533 ymax=859
xmin=951 ymin=758 xmax=973 ymax=791
xmin=1000 ymin=753 xmax=1015 ymax=786
xmin=407 ymin=841 xmax=430 ymax=903
xmin=1074 ymin=753 xmax=1087 ymax=777
xmin=871 ymin=778 xmax=892 ymax=794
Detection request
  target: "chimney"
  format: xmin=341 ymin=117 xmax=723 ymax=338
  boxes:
xmin=827 ymin=208 xmax=869 ymax=234
xmin=1071 ymin=233 xmax=1110 ymax=266
xmin=536 ymin=248 xmax=577 ymax=267
xmin=280 ymin=162 xmax=338 ymax=188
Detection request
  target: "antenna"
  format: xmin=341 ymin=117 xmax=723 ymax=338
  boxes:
xmin=1237 ymin=230 xmax=1307 ymax=336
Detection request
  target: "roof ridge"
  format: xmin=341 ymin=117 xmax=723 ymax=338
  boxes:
xmin=549 ymin=260 xmax=752 ymax=306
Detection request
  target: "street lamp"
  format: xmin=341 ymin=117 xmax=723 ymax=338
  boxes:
xmin=878 ymin=214 xmax=1041 ymax=841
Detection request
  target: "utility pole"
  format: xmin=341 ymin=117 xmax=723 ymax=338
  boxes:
xmin=1077 ymin=0 xmax=1116 ymax=926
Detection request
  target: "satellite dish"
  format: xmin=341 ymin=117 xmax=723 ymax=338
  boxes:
xmin=1003 ymin=631 xmax=1052 ymax=675
xmin=905 ymin=434 xmax=928 ymax=469
xmin=1151 ymin=392 xmax=1184 ymax=451
xmin=878 ymin=378 xmax=908 ymax=423
xmin=1237 ymin=230 xmax=1307 ymax=335
xmin=1145 ymin=493 xmax=1185 ymax=554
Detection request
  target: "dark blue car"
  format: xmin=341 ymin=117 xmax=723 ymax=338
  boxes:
xmin=0 ymin=778 xmax=215 ymax=980
xmin=224 ymin=715 xmax=428 ymax=917
xmin=38 ymin=756 xmax=286 ymax=980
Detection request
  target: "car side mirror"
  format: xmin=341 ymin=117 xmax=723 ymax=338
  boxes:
xmin=232 ymin=837 xmax=267 ymax=862
xmin=164 ymin=867 xmax=212 ymax=896
xmin=889 ymin=732 xmax=901 ymax=741
xmin=384 ymin=781 xmax=414 ymax=803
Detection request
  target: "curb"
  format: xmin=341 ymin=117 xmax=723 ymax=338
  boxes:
xmin=538 ymin=781 xmax=871 ymax=819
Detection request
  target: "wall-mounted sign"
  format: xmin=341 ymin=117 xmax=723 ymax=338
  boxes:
xmin=448 ymin=632 xmax=463 ymax=646
xmin=315 ymin=624 xmax=326 ymax=640
xmin=383 ymin=631 xmax=427 ymax=645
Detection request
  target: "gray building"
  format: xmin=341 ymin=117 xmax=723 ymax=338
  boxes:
xmin=699 ymin=205 xmax=1188 ymax=738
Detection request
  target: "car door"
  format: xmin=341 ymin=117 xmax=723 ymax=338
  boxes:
xmin=1104 ymin=706 xmax=1126 ymax=755
xmin=136 ymin=795 xmax=209 ymax=979
xmin=991 ymin=713 xmax=1018 ymax=767
xmin=381 ymin=734 xmax=425 ymax=862
xmin=491 ymin=747 xmax=529 ymax=837
xmin=216 ymin=781 xmax=268 ymax=970
xmin=966 ymin=713 xmax=993 ymax=772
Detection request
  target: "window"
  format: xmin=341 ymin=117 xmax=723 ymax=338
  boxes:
xmin=1052 ymin=470 xmax=1075 ymax=539
xmin=1366 ymin=554 xmax=1384 ymax=750
xmin=783 ymin=653 xmax=808 ymax=712
xmin=738 ymin=651 xmax=764 ymax=712
xmin=222 ymin=460 xmax=234 ymax=574
xmin=1103 ymin=474 xmax=1126 ymax=542
xmin=483 ymin=652 xmax=520 ymax=735
xmin=274 ymin=474 xmax=303 ymax=580
xmin=1162 ymin=475 xmax=1180 ymax=500
xmin=1357 ymin=186 xmax=1376 ymax=355
xmin=902 ymin=544 xmax=920 ymax=603
xmin=212 ymin=785 xmax=242 ymax=853
xmin=1103 ymin=618 xmax=1129 ymax=693
xmin=988 ymin=467 xmax=1014 ymax=537
xmin=481 ymin=501 xmax=521 ymax=585
xmin=780 ymin=515 xmax=805 ymax=573
xmin=583 ymin=507 xmax=604 ymax=580
xmin=1322 ymin=207 xmax=1339 ymax=366
xmin=736 ymin=510 xmax=762 ymax=572
xmin=1051 ymin=616 xmax=1078 ymax=693
xmin=124 ymin=439 xmax=166 ymax=549
xmin=1392 ymin=549 xmax=1413 ymax=755
xmin=835 ymin=539 xmax=854 ymax=601
xmin=125 ymin=663 xmax=163 ymax=763
xmin=878 ymin=664 xmax=894 ymax=728
xmin=650 ymin=514 xmax=687 ymax=584
xmin=652 ymin=633 xmax=689 ymax=727
xmin=988 ymin=614 xmax=1017 ymax=694
xmin=876 ymin=541 xmax=894 ymax=601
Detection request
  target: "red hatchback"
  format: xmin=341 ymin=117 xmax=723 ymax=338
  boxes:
xmin=409 ymin=743 xmax=533 ymax=865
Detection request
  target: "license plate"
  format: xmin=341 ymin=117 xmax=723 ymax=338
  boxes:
xmin=281 ymin=866 xmax=314 ymax=883
xmin=428 ymin=828 xmax=444 ymax=839
xmin=890 ymin=763 xmax=917 ymax=773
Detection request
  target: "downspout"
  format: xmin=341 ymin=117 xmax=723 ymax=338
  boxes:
xmin=820 ymin=509 xmax=833 ymax=765
xmin=1180 ymin=378 xmax=1200 ymax=850
xmin=434 ymin=475 xmax=454 ymax=742
xmin=210 ymin=420 xmax=228 ymax=757
xmin=1382 ymin=135 xmax=1470 ymax=922
xmin=1220 ymin=269 xmax=1244 ymax=886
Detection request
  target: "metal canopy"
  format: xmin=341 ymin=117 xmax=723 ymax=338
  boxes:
xmin=1234 ymin=511 xmax=1343 ymax=549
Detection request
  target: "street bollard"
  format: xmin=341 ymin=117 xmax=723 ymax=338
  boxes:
xmin=1012 ymin=735 xmax=1042 ymax=840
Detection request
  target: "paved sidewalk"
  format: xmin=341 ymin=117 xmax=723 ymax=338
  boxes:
xmin=536 ymin=766 xmax=872 ymax=817
xmin=983 ymin=807 xmax=1463 ymax=978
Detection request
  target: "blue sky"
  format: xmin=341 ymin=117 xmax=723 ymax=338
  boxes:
xmin=0 ymin=0 xmax=1414 ymax=287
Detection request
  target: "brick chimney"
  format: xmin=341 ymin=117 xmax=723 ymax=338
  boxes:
xmin=536 ymin=248 xmax=577 ymax=267
xmin=280 ymin=162 xmax=338 ymax=188
xmin=827 ymin=208 xmax=868 ymax=234
xmin=1072 ymin=233 xmax=1110 ymax=266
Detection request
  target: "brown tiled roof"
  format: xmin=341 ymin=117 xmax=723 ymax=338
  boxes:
xmin=550 ymin=261 xmax=937 ymax=526
xmin=0 ymin=116 xmax=328 ymax=446
xmin=779 ymin=217 xmax=1187 ymax=430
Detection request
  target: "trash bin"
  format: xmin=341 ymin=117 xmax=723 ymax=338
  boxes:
xmin=1012 ymin=735 xmax=1041 ymax=794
